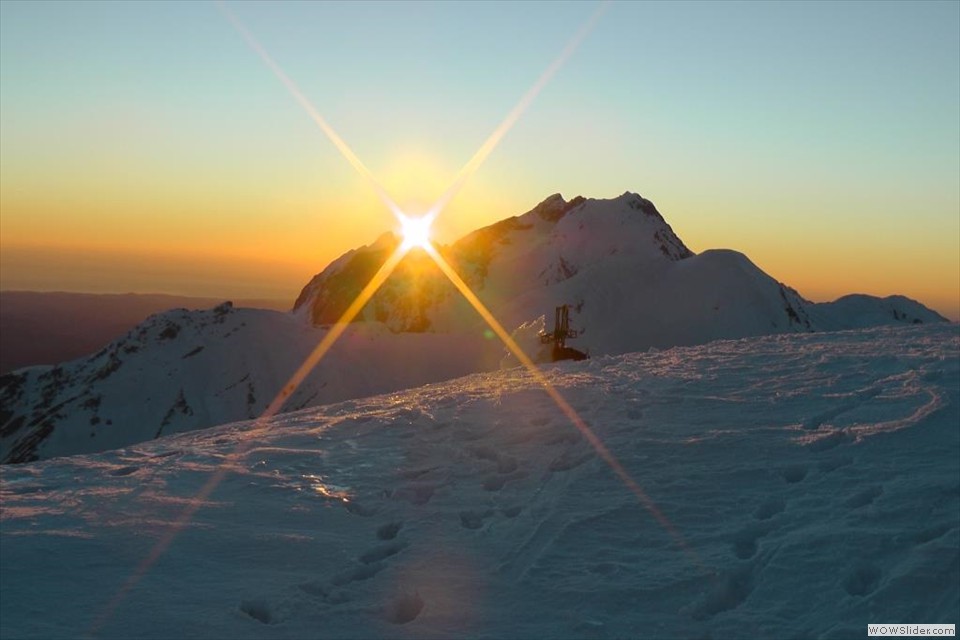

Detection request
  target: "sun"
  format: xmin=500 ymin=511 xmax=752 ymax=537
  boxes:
xmin=399 ymin=214 xmax=434 ymax=251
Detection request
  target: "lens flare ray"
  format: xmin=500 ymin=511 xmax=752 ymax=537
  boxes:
xmin=92 ymin=4 xmax=701 ymax=635
xmin=87 ymin=243 xmax=411 ymax=636
xmin=215 ymin=1 xmax=405 ymax=223
xmin=263 ymin=243 xmax=409 ymax=418
xmin=421 ymin=244 xmax=692 ymax=553
xmin=427 ymin=1 xmax=610 ymax=220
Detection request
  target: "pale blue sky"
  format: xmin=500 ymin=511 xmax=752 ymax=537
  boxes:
xmin=1 ymin=1 xmax=958 ymax=316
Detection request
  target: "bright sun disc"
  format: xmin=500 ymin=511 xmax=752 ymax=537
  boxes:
xmin=399 ymin=215 xmax=433 ymax=250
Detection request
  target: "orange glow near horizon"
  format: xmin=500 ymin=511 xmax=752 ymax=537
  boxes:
xmin=89 ymin=4 xmax=707 ymax=632
xmin=2 ymin=3 xmax=957 ymax=321
xmin=3 ymin=187 xmax=958 ymax=320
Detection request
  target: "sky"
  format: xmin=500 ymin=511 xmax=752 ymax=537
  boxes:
xmin=1 ymin=0 xmax=958 ymax=319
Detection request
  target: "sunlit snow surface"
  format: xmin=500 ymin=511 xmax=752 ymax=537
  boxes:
xmin=2 ymin=325 xmax=958 ymax=639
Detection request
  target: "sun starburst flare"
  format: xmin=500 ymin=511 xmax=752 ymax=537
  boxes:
xmin=399 ymin=213 xmax=435 ymax=251
xmin=90 ymin=3 xmax=704 ymax=635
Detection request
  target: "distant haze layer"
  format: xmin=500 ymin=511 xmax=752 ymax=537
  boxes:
xmin=0 ymin=291 xmax=289 ymax=374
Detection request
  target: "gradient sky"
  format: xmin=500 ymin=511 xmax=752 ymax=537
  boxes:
xmin=1 ymin=1 xmax=958 ymax=319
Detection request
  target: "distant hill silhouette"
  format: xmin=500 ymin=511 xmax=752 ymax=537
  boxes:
xmin=0 ymin=291 xmax=289 ymax=374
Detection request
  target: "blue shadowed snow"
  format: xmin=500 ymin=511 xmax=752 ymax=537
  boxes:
xmin=1 ymin=324 xmax=957 ymax=639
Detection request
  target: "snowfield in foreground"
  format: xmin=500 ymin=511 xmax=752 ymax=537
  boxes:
xmin=1 ymin=324 xmax=957 ymax=639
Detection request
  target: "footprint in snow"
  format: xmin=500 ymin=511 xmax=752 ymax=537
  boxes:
xmin=481 ymin=469 xmax=526 ymax=492
xmin=912 ymin=524 xmax=950 ymax=545
xmin=501 ymin=505 xmax=523 ymax=518
xmin=730 ymin=522 xmax=772 ymax=560
xmin=482 ymin=475 xmax=509 ymax=492
xmin=460 ymin=509 xmax=495 ymax=530
xmin=358 ymin=542 xmax=407 ymax=564
xmin=376 ymin=521 xmax=403 ymax=541
xmin=331 ymin=562 xmax=387 ymax=586
xmin=845 ymin=485 xmax=882 ymax=509
xmin=238 ymin=598 xmax=289 ymax=625
xmin=753 ymin=497 xmax=786 ymax=521
xmin=383 ymin=590 xmax=424 ymax=624
xmin=689 ymin=564 xmax=756 ymax=620
xmin=779 ymin=464 xmax=808 ymax=484
xmin=496 ymin=456 xmax=519 ymax=474
xmin=389 ymin=483 xmax=436 ymax=506
xmin=296 ymin=533 xmax=409 ymax=609
xmin=297 ymin=581 xmax=350 ymax=604
xmin=842 ymin=563 xmax=882 ymax=596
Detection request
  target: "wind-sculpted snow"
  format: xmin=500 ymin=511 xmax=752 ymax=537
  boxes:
xmin=1 ymin=325 xmax=956 ymax=639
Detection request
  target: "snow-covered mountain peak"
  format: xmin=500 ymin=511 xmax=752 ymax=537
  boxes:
xmin=1 ymin=191 xmax=948 ymax=464
xmin=617 ymin=190 xmax=672 ymax=223
xmin=532 ymin=191 xmax=565 ymax=211
xmin=293 ymin=232 xmax=405 ymax=324
xmin=293 ymin=192 xmax=694 ymax=331
xmin=528 ymin=192 xmax=586 ymax=222
xmin=545 ymin=192 xmax=693 ymax=264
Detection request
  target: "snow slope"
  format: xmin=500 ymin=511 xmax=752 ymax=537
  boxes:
xmin=1 ymin=324 xmax=957 ymax=639
xmin=0 ymin=302 xmax=496 ymax=464
xmin=1 ymin=193 xmax=947 ymax=463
